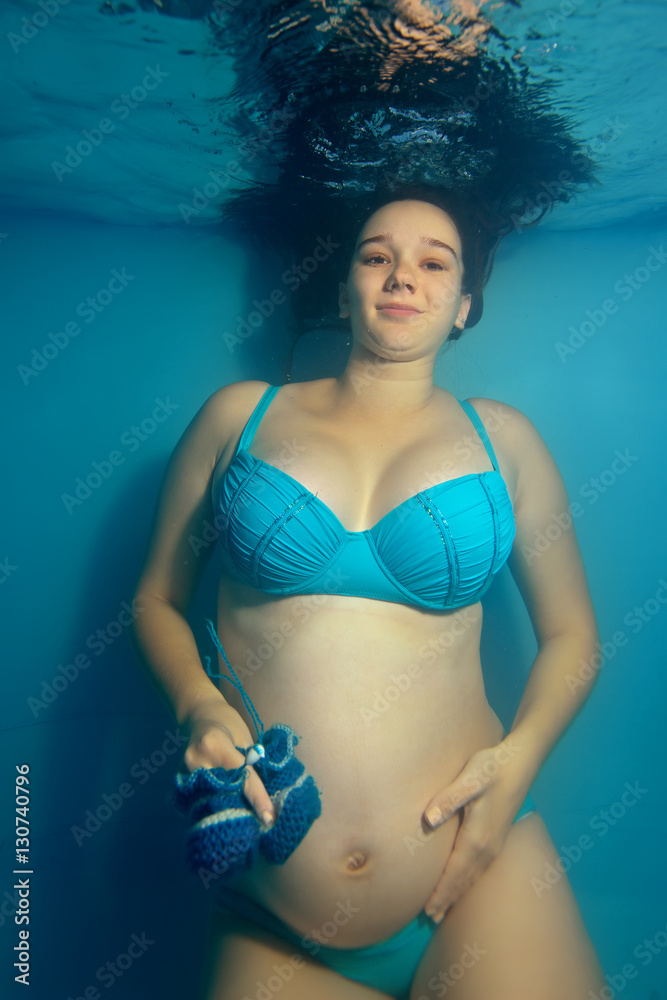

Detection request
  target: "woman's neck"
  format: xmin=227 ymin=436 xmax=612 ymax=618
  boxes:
xmin=334 ymin=347 xmax=439 ymax=416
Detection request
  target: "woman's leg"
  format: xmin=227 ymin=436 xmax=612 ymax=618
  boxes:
xmin=410 ymin=813 xmax=605 ymax=1000
xmin=198 ymin=907 xmax=398 ymax=1000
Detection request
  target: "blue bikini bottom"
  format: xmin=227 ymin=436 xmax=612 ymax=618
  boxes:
xmin=213 ymin=791 xmax=537 ymax=1000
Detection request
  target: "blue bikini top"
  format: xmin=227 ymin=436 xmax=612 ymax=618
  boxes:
xmin=215 ymin=385 xmax=515 ymax=611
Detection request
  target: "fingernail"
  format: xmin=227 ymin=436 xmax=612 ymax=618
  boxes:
xmin=426 ymin=806 xmax=443 ymax=827
xmin=262 ymin=810 xmax=275 ymax=826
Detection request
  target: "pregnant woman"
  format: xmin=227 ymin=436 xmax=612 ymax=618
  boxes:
xmin=131 ymin=186 xmax=605 ymax=999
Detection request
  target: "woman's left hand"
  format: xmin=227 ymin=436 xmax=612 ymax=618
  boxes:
xmin=422 ymin=740 xmax=529 ymax=923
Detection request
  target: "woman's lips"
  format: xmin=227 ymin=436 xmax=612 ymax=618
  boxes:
xmin=377 ymin=306 xmax=421 ymax=315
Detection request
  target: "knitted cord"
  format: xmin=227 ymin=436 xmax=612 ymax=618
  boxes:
xmin=204 ymin=619 xmax=265 ymax=745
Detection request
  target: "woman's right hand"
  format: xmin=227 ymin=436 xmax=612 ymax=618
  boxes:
xmin=181 ymin=697 xmax=275 ymax=826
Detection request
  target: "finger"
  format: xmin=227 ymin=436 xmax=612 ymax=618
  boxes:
xmin=183 ymin=736 xmax=245 ymax=773
xmin=182 ymin=730 xmax=276 ymax=825
xmin=425 ymin=839 xmax=491 ymax=920
xmin=424 ymin=785 xmax=476 ymax=828
xmin=425 ymin=864 xmax=474 ymax=922
xmin=242 ymin=765 xmax=276 ymax=826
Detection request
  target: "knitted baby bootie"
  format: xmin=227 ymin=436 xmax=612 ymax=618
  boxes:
xmin=173 ymin=759 xmax=263 ymax=879
xmin=174 ymin=620 xmax=322 ymax=879
xmin=254 ymin=724 xmax=322 ymax=865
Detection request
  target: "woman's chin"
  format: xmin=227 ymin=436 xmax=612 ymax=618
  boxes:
xmin=354 ymin=336 xmax=436 ymax=364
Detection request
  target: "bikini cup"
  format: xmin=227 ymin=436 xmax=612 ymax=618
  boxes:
xmin=215 ymin=386 xmax=515 ymax=611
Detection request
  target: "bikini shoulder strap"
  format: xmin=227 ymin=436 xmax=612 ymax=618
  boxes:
xmin=458 ymin=399 xmax=500 ymax=473
xmin=236 ymin=385 xmax=280 ymax=455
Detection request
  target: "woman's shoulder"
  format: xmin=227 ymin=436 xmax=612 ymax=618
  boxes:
xmin=464 ymin=396 xmax=541 ymax=444
xmin=463 ymin=396 xmax=552 ymax=475
xmin=198 ymin=377 xmax=333 ymax=436
xmin=178 ymin=381 xmax=274 ymax=458
xmin=201 ymin=379 xmax=274 ymax=422
xmin=208 ymin=378 xmax=274 ymax=404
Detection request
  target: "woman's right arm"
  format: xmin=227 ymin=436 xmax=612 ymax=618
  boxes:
xmin=129 ymin=381 xmax=275 ymax=823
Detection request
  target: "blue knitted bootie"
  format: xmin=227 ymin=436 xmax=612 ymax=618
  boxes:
xmin=173 ymin=760 xmax=263 ymax=878
xmin=253 ymin=724 xmax=322 ymax=865
xmin=173 ymin=620 xmax=323 ymax=881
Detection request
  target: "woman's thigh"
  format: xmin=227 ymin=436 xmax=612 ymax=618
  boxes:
xmin=199 ymin=908 xmax=397 ymax=1000
xmin=410 ymin=812 xmax=605 ymax=1000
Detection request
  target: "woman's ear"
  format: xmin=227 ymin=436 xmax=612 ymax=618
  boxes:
xmin=454 ymin=292 xmax=472 ymax=330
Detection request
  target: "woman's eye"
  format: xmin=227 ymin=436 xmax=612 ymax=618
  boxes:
xmin=363 ymin=256 xmax=447 ymax=271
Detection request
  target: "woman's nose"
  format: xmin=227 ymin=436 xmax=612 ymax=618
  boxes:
xmin=386 ymin=262 xmax=416 ymax=289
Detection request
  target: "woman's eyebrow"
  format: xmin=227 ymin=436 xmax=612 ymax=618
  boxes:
xmin=355 ymin=233 xmax=459 ymax=261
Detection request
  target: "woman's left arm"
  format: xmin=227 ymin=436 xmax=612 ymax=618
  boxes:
xmin=492 ymin=401 xmax=600 ymax=783
xmin=423 ymin=404 xmax=600 ymax=921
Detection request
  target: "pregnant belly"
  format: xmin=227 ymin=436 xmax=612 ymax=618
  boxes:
xmin=224 ymin=763 xmax=469 ymax=948
xmin=210 ymin=594 xmax=502 ymax=946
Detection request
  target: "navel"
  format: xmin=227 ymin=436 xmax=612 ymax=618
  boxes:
xmin=344 ymin=850 xmax=368 ymax=872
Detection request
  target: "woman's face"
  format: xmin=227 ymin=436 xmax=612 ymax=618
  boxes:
xmin=339 ymin=199 xmax=471 ymax=362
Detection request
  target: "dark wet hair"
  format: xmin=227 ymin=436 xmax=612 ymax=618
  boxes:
xmin=215 ymin=2 xmax=597 ymax=342
xmin=222 ymin=152 xmax=594 ymax=345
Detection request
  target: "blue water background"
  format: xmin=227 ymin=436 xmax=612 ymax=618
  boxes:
xmin=0 ymin=1 xmax=666 ymax=997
